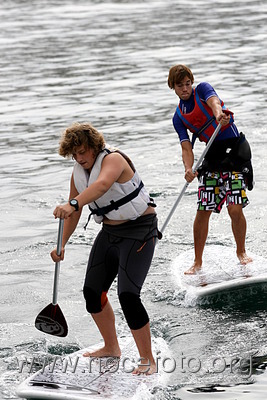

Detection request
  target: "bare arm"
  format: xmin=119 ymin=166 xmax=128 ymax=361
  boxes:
xmin=53 ymin=153 xmax=132 ymax=220
xmin=51 ymin=153 xmax=131 ymax=262
xmin=76 ymin=153 xmax=131 ymax=208
xmin=181 ymin=140 xmax=197 ymax=182
xmin=206 ymin=96 xmax=230 ymax=126
xmin=51 ymin=175 xmax=82 ymax=262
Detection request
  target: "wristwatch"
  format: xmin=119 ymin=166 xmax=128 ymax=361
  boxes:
xmin=69 ymin=198 xmax=79 ymax=211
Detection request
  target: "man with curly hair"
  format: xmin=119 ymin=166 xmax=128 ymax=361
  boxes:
xmin=51 ymin=122 xmax=159 ymax=374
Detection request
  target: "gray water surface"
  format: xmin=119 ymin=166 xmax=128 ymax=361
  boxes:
xmin=1 ymin=1 xmax=267 ymax=399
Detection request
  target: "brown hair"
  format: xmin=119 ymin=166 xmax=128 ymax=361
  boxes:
xmin=58 ymin=122 xmax=105 ymax=157
xmin=167 ymin=64 xmax=194 ymax=89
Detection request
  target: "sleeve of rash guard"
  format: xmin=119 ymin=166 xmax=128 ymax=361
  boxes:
xmin=172 ymin=111 xmax=190 ymax=143
xmin=197 ymin=82 xmax=219 ymax=102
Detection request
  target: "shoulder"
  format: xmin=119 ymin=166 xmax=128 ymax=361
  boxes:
xmin=103 ymin=150 xmax=123 ymax=161
xmin=196 ymin=82 xmax=218 ymax=101
xmin=102 ymin=150 xmax=128 ymax=168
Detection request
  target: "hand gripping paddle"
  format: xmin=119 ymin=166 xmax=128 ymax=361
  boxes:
xmin=35 ymin=218 xmax=68 ymax=337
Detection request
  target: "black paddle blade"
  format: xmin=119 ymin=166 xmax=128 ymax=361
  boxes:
xmin=35 ymin=303 xmax=68 ymax=337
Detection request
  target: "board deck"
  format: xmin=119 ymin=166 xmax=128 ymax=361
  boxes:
xmin=173 ymin=245 xmax=267 ymax=303
xmin=16 ymin=336 xmax=170 ymax=400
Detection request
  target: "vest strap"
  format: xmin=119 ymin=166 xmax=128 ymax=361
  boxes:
xmin=89 ymin=181 xmax=144 ymax=217
xmin=192 ymin=116 xmax=216 ymax=147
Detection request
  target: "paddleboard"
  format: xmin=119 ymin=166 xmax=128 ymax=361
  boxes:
xmin=173 ymin=245 xmax=267 ymax=304
xmin=16 ymin=336 xmax=170 ymax=400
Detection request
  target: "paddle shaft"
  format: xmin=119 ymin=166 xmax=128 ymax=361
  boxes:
xmin=52 ymin=218 xmax=64 ymax=305
xmin=160 ymin=122 xmax=222 ymax=235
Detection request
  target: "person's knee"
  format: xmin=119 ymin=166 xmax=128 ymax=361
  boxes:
xmin=119 ymin=292 xmax=149 ymax=330
xmin=196 ymin=210 xmax=212 ymax=219
xmin=228 ymin=205 xmax=243 ymax=220
xmin=83 ymin=286 xmax=108 ymax=313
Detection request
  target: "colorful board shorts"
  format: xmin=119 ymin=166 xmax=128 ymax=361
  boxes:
xmin=197 ymin=171 xmax=249 ymax=213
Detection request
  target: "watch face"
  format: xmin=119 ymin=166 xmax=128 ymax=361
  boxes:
xmin=70 ymin=199 xmax=78 ymax=210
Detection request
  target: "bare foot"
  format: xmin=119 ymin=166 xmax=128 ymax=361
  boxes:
xmin=83 ymin=345 xmax=121 ymax=358
xmin=237 ymin=252 xmax=253 ymax=265
xmin=132 ymin=358 xmax=157 ymax=375
xmin=184 ymin=262 xmax=202 ymax=275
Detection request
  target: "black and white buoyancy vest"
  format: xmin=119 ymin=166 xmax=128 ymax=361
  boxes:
xmin=73 ymin=146 xmax=153 ymax=223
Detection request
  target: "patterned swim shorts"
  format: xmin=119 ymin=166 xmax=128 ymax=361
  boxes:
xmin=197 ymin=171 xmax=249 ymax=213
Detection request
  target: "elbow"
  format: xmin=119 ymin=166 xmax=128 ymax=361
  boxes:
xmin=95 ymin=180 xmax=111 ymax=197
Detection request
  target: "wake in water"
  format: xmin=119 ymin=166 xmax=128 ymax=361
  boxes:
xmin=172 ymin=245 xmax=267 ymax=307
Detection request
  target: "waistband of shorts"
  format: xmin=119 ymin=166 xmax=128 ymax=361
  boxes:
xmin=102 ymin=213 xmax=159 ymax=241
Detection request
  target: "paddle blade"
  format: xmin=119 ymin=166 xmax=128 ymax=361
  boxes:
xmin=35 ymin=303 xmax=68 ymax=337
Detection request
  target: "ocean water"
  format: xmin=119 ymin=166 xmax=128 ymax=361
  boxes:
xmin=0 ymin=0 xmax=267 ymax=398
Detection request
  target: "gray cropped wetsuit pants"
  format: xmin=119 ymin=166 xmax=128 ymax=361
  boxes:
xmin=83 ymin=214 xmax=159 ymax=330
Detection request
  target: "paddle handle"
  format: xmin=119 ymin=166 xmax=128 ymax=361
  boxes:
xmin=191 ymin=122 xmax=222 ymax=173
xmin=52 ymin=218 xmax=64 ymax=305
xmin=160 ymin=123 xmax=222 ymax=235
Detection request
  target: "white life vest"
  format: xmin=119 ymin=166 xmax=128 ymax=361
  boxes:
xmin=73 ymin=147 xmax=153 ymax=223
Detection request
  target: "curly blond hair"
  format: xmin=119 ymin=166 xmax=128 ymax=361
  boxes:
xmin=59 ymin=122 xmax=105 ymax=157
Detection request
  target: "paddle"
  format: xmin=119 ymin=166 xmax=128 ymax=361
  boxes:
xmin=35 ymin=218 xmax=68 ymax=337
xmin=160 ymin=121 xmax=223 ymax=235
